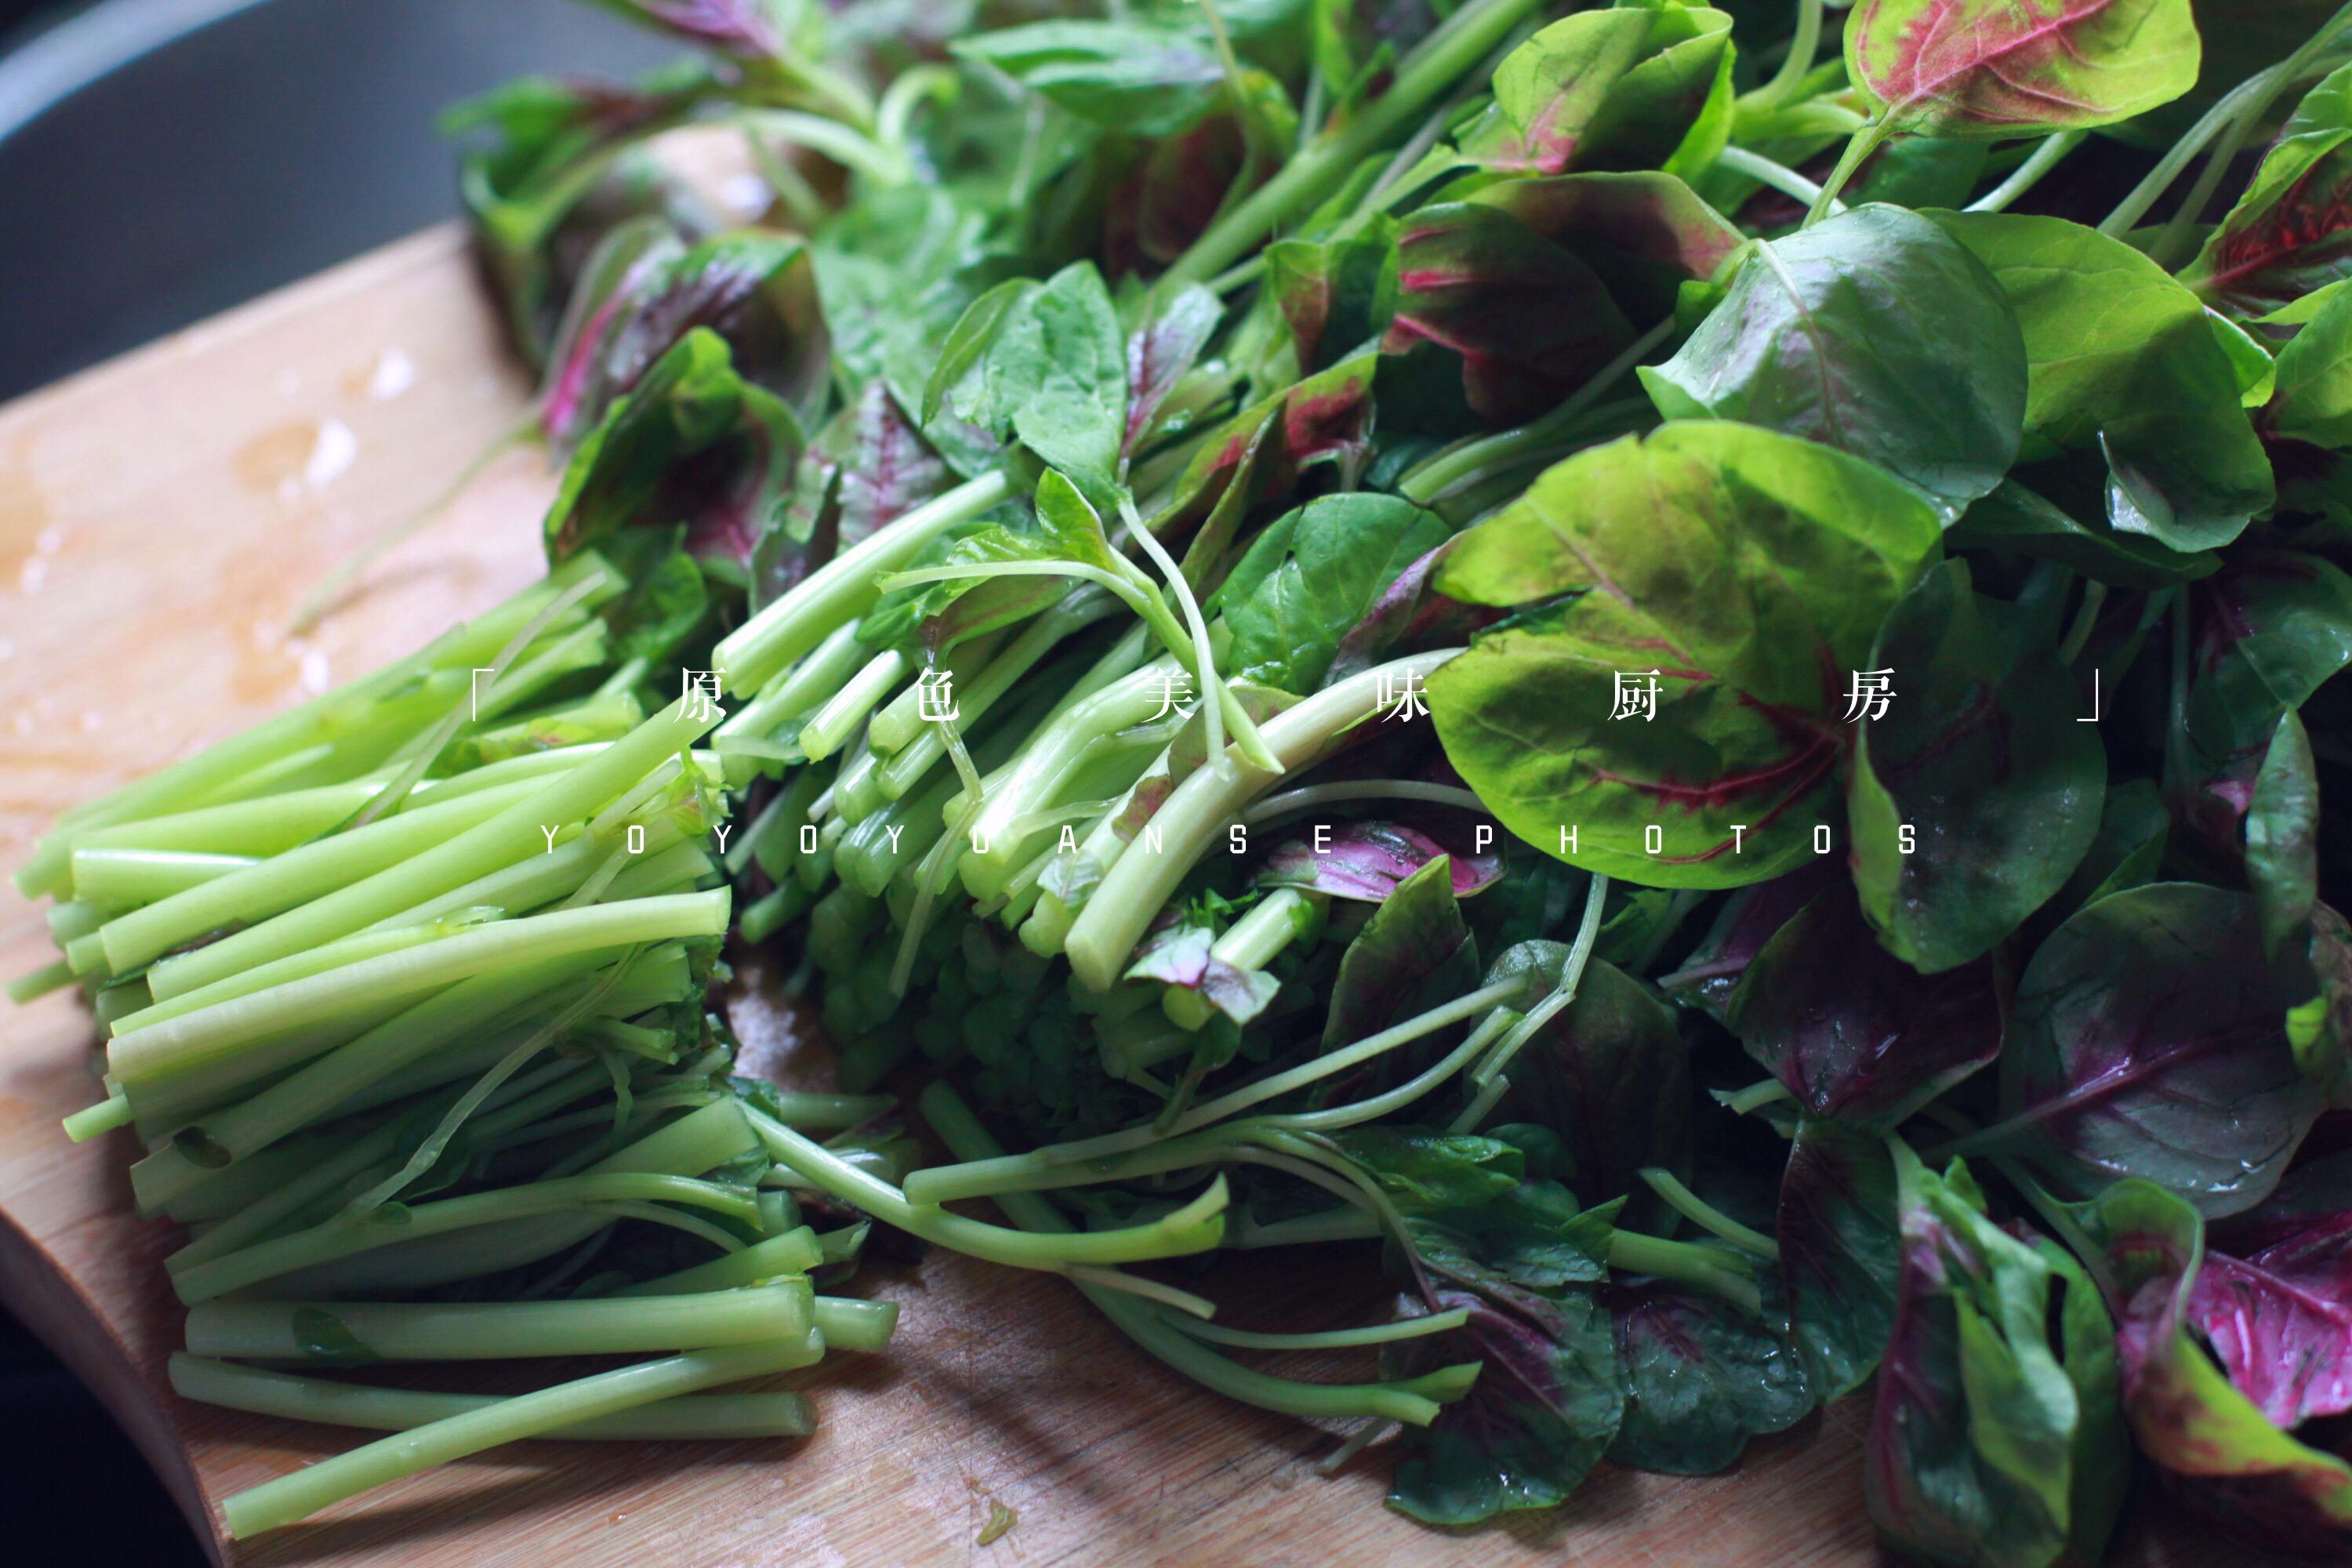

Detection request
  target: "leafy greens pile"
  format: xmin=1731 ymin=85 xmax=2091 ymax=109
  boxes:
xmin=16 ymin=0 xmax=2352 ymax=1558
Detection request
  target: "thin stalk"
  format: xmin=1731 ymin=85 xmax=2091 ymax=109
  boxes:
xmin=66 ymin=848 xmax=253 ymax=905
xmin=1244 ymin=780 xmax=1487 ymax=825
xmin=2057 ymin=579 xmax=2108 ymax=667
xmin=2100 ymin=61 xmax=2296 ymax=237
xmin=1161 ymin=0 xmax=1553 ymax=286
xmin=346 ymin=570 xmax=606 ymax=829
xmin=174 ymin=1171 xmax=761 ymax=1303
xmin=93 ymin=777 xmax=548 ymax=979
xmin=1721 ymin=1078 xmax=1795 ymax=1116
xmin=922 ymin=1082 xmax=1480 ymax=1427
xmin=1474 ymin=871 xmax=1609 ymax=1087
xmin=170 ymin=1353 xmax=815 ymax=1442
xmin=749 ymin=1108 xmax=1231 ymax=1272
xmin=147 ymin=696 xmax=720 ymax=1000
xmin=289 ymin=419 xmax=538 ymax=633
xmin=6 ymin=959 xmax=75 ymax=1004
xmin=111 ymin=891 xmax=728 ymax=1091
xmin=713 ymin=472 xmax=1013 ymax=696
xmin=1163 ymin=887 xmax=1318 ymax=1031
xmin=903 ymin=982 xmax=1522 ymax=1205
xmin=1639 ymin=1168 xmax=1780 ymax=1258
xmin=1400 ymin=320 xmax=1672 ymax=504
xmin=1738 ymin=0 xmax=1824 ymax=111
xmin=1608 ymin=1232 xmax=1764 ymax=1314
xmin=186 ymin=1281 xmax=812 ymax=1363
xmin=798 ymin=650 xmax=908 ymax=762
xmin=216 ymin=1331 xmax=825 ymax=1538
xmin=1804 ymin=118 xmax=1891 ymax=226
xmin=1965 ymin=130 xmax=2085 ymax=213
xmin=1715 ymin=147 xmax=1844 ymax=214
xmin=1163 ymin=1306 xmax=1472 ymax=1352
xmin=610 ymin=1228 xmax=824 ymax=1298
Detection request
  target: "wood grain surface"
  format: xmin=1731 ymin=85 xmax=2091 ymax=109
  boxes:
xmin=0 ymin=227 xmax=2248 ymax=1567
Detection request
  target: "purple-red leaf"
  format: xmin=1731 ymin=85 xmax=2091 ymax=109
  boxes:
xmin=1123 ymin=285 xmax=1222 ymax=456
xmin=2087 ymin=1178 xmax=2352 ymax=1557
xmin=2198 ymin=1154 xmax=2352 ymax=1428
xmin=1657 ymin=860 xmax=1841 ymax=1022
xmin=1383 ymin=202 xmax=1634 ymax=426
xmin=1726 ymin=885 xmax=2007 ymax=1128
xmin=1124 ymin=913 xmax=1281 ymax=1025
xmin=1468 ymin=171 xmax=1744 ymax=321
xmin=1846 ymin=0 xmax=2202 ymax=139
xmin=1149 ymin=354 xmax=1379 ymax=545
xmin=1258 ymin=820 xmax=1501 ymax=903
xmin=1321 ymin=856 xmax=1479 ymax=1062
xmin=545 ymin=230 xmax=810 ymax=452
xmin=2185 ymin=63 xmax=2352 ymax=318
xmin=1995 ymin=883 xmax=2325 ymax=1215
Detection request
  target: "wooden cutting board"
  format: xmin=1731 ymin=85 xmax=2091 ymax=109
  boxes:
xmin=0 ymin=227 xmax=2246 ymax=1568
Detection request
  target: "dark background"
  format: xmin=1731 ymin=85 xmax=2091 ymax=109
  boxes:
xmin=0 ymin=2 xmax=673 ymax=1559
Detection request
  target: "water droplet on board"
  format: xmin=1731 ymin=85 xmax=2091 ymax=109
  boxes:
xmin=305 ymin=419 xmax=358 ymax=488
xmin=367 ymin=349 xmax=416 ymax=401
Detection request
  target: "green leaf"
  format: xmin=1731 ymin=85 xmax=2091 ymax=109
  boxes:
xmin=2248 ymin=710 xmax=2321 ymax=957
xmin=1429 ymin=423 xmax=1942 ymax=887
xmin=1456 ymin=5 xmax=1735 ymax=176
xmin=1401 ymin=1181 xmax=1618 ymax=1297
xmin=985 ymin=263 xmax=1129 ymax=503
xmin=2051 ymin=779 xmax=2171 ymax=918
xmin=601 ymin=532 xmax=712 ymax=667
xmin=924 ymin=277 xmax=1035 ymax=427
xmin=536 ymin=216 xmax=693 ymax=450
xmin=2185 ymin=552 xmax=2352 ymax=770
xmin=1863 ymin=1146 xmax=2125 ymax=1568
xmin=1149 ymin=351 xmax=1381 ymax=544
xmin=1609 ymin=1274 xmax=1813 ymax=1475
xmin=1641 ymin=205 xmax=2027 ymax=522
xmin=1332 ymin=1127 xmax=1526 ymax=1215
xmin=1951 ymin=481 xmax=2218 ymax=590
xmin=2184 ymin=60 xmax=2352 ymax=317
xmin=1777 ymin=1116 xmax=1902 ymax=1401
xmin=2268 ymin=274 xmax=2352 ymax=447
xmin=1935 ymin=212 xmax=2274 ymax=554
xmin=1310 ymin=0 xmax=1436 ymax=104
xmin=1219 ymin=493 xmax=1450 ymax=696
xmin=544 ymin=328 xmax=802 ymax=579
xmin=1845 ymin=0 xmax=2201 ymax=138
xmin=952 ymin=20 xmax=1228 ymax=137
xmin=1657 ymin=862 xmax=1839 ymax=1021
xmin=1030 ymin=467 xmax=1125 ymax=573
xmin=2209 ymin=308 xmax=2278 ymax=408
xmin=446 ymin=61 xmax=728 ymax=359
xmin=1849 ymin=560 xmax=2105 ymax=971
xmin=1997 ymin=883 xmax=2325 ymax=1216
xmin=1367 ymin=1149 xmax=1626 ymax=1531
